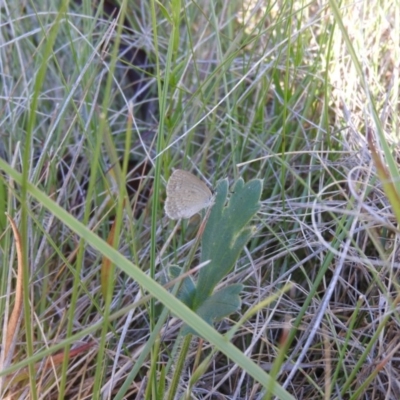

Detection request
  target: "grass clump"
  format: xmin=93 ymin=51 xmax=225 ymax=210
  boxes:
xmin=1 ymin=0 xmax=400 ymax=398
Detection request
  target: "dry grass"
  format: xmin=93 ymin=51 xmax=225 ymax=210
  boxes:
xmin=1 ymin=0 xmax=400 ymax=399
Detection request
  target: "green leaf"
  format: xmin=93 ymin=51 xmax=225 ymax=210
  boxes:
xmin=194 ymin=178 xmax=262 ymax=306
xmin=169 ymin=266 xmax=196 ymax=308
xmin=156 ymin=0 xmax=173 ymax=24
xmin=181 ymin=284 xmax=243 ymax=336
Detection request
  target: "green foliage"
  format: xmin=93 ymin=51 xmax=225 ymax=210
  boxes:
xmin=196 ymin=178 xmax=262 ymax=305
xmin=173 ymin=177 xmax=262 ymax=336
xmin=181 ymin=284 xmax=243 ymax=336
xmin=169 ymin=265 xmax=196 ymax=308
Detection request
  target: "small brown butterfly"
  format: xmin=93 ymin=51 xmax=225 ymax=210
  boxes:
xmin=165 ymin=170 xmax=213 ymax=220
